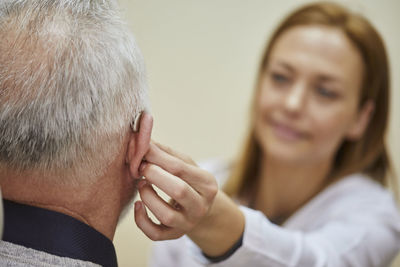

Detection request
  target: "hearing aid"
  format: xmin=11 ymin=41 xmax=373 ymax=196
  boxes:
xmin=130 ymin=111 xmax=142 ymax=132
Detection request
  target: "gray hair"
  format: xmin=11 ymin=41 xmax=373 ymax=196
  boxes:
xmin=0 ymin=0 xmax=149 ymax=182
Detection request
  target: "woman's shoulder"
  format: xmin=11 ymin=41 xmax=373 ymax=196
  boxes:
xmin=324 ymin=173 xmax=395 ymax=203
xmin=285 ymin=173 xmax=400 ymax=230
xmin=305 ymin=173 xmax=396 ymax=206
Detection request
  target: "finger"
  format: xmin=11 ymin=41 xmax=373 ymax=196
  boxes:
xmin=139 ymin=166 xmax=204 ymax=218
xmin=144 ymin=143 xmax=217 ymax=197
xmin=138 ymin=182 xmax=192 ymax=230
xmin=134 ymin=201 xmax=183 ymax=241
xmin=152 ymin=141 xmax=196 ymax=166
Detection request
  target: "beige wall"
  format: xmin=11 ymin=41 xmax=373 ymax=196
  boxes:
xmin=114 ymin=1 xmax=400 ymax=266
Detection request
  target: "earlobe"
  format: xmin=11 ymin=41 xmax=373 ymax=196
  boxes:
xmin=346 ymin=100 xmax=375 ymax=140
xmin=127 ymin=112 xmax=153 ymax=178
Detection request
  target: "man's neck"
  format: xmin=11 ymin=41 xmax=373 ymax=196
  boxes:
xmin=0 ymin=168 xmax=129 ymax=240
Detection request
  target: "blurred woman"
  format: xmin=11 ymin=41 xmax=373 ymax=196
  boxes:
xmin=134 ymin=2 xmax=400 ymax=266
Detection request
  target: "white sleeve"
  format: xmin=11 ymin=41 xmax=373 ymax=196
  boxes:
xmin=185 ymin=206 xmax=400 ymax=267
xmin=149 ymin=238 xmax=187 ymax=267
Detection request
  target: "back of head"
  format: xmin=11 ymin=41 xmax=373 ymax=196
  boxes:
xmin=0 ymin=0 xmax=148 ymax=183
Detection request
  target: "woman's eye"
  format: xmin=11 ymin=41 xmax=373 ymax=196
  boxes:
xmin=316 ymin=86 xmax=338 ymax=99
xmin=271 ymin=73 xmax=289 ymax=84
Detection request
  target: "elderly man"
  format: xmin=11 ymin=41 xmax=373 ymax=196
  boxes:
xmin=0 ymin=1 xmax=220 ymax=266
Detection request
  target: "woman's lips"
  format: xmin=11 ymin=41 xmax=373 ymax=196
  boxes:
xmin=269 ymin=120 xmax=308 ymax=141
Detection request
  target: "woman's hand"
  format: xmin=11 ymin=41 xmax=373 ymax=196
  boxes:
xmin=133 ymin=142 xmax=218 ymax=241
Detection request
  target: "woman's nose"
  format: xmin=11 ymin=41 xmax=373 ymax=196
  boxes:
xmin=284 ymin=82 xmax=307 ymax=115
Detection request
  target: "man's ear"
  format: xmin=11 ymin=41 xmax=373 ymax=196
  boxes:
xmin=126 ymin=112 xmax=153 ymax=178
xmin=346 ymin=100 xmax=374 ymax=140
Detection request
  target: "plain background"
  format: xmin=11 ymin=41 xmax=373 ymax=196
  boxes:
xmin=114 ymin=1 xmax=400 ymax=266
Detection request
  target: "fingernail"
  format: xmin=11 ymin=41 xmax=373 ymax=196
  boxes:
xmin=135 ymin=201 xmax=141 ymax=211
xmin=137 ymin=179 xmax=146 ymax=189
xmin=139 ymin=161 xmax=147 ymax=173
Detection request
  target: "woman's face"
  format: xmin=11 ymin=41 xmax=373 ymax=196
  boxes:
xmin=255 ymin=25 xmax=366 ymax=165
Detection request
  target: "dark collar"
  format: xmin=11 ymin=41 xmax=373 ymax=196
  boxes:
xmin=2 ymin=199 xmax=118 ymax=267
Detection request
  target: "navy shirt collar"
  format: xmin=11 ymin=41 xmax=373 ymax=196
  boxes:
xmin=2 ymin=199 xmax=118 ymax=267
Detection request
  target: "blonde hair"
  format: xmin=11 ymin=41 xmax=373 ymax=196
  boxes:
xmin=224 ymin=2 xmax=395 ymax=198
